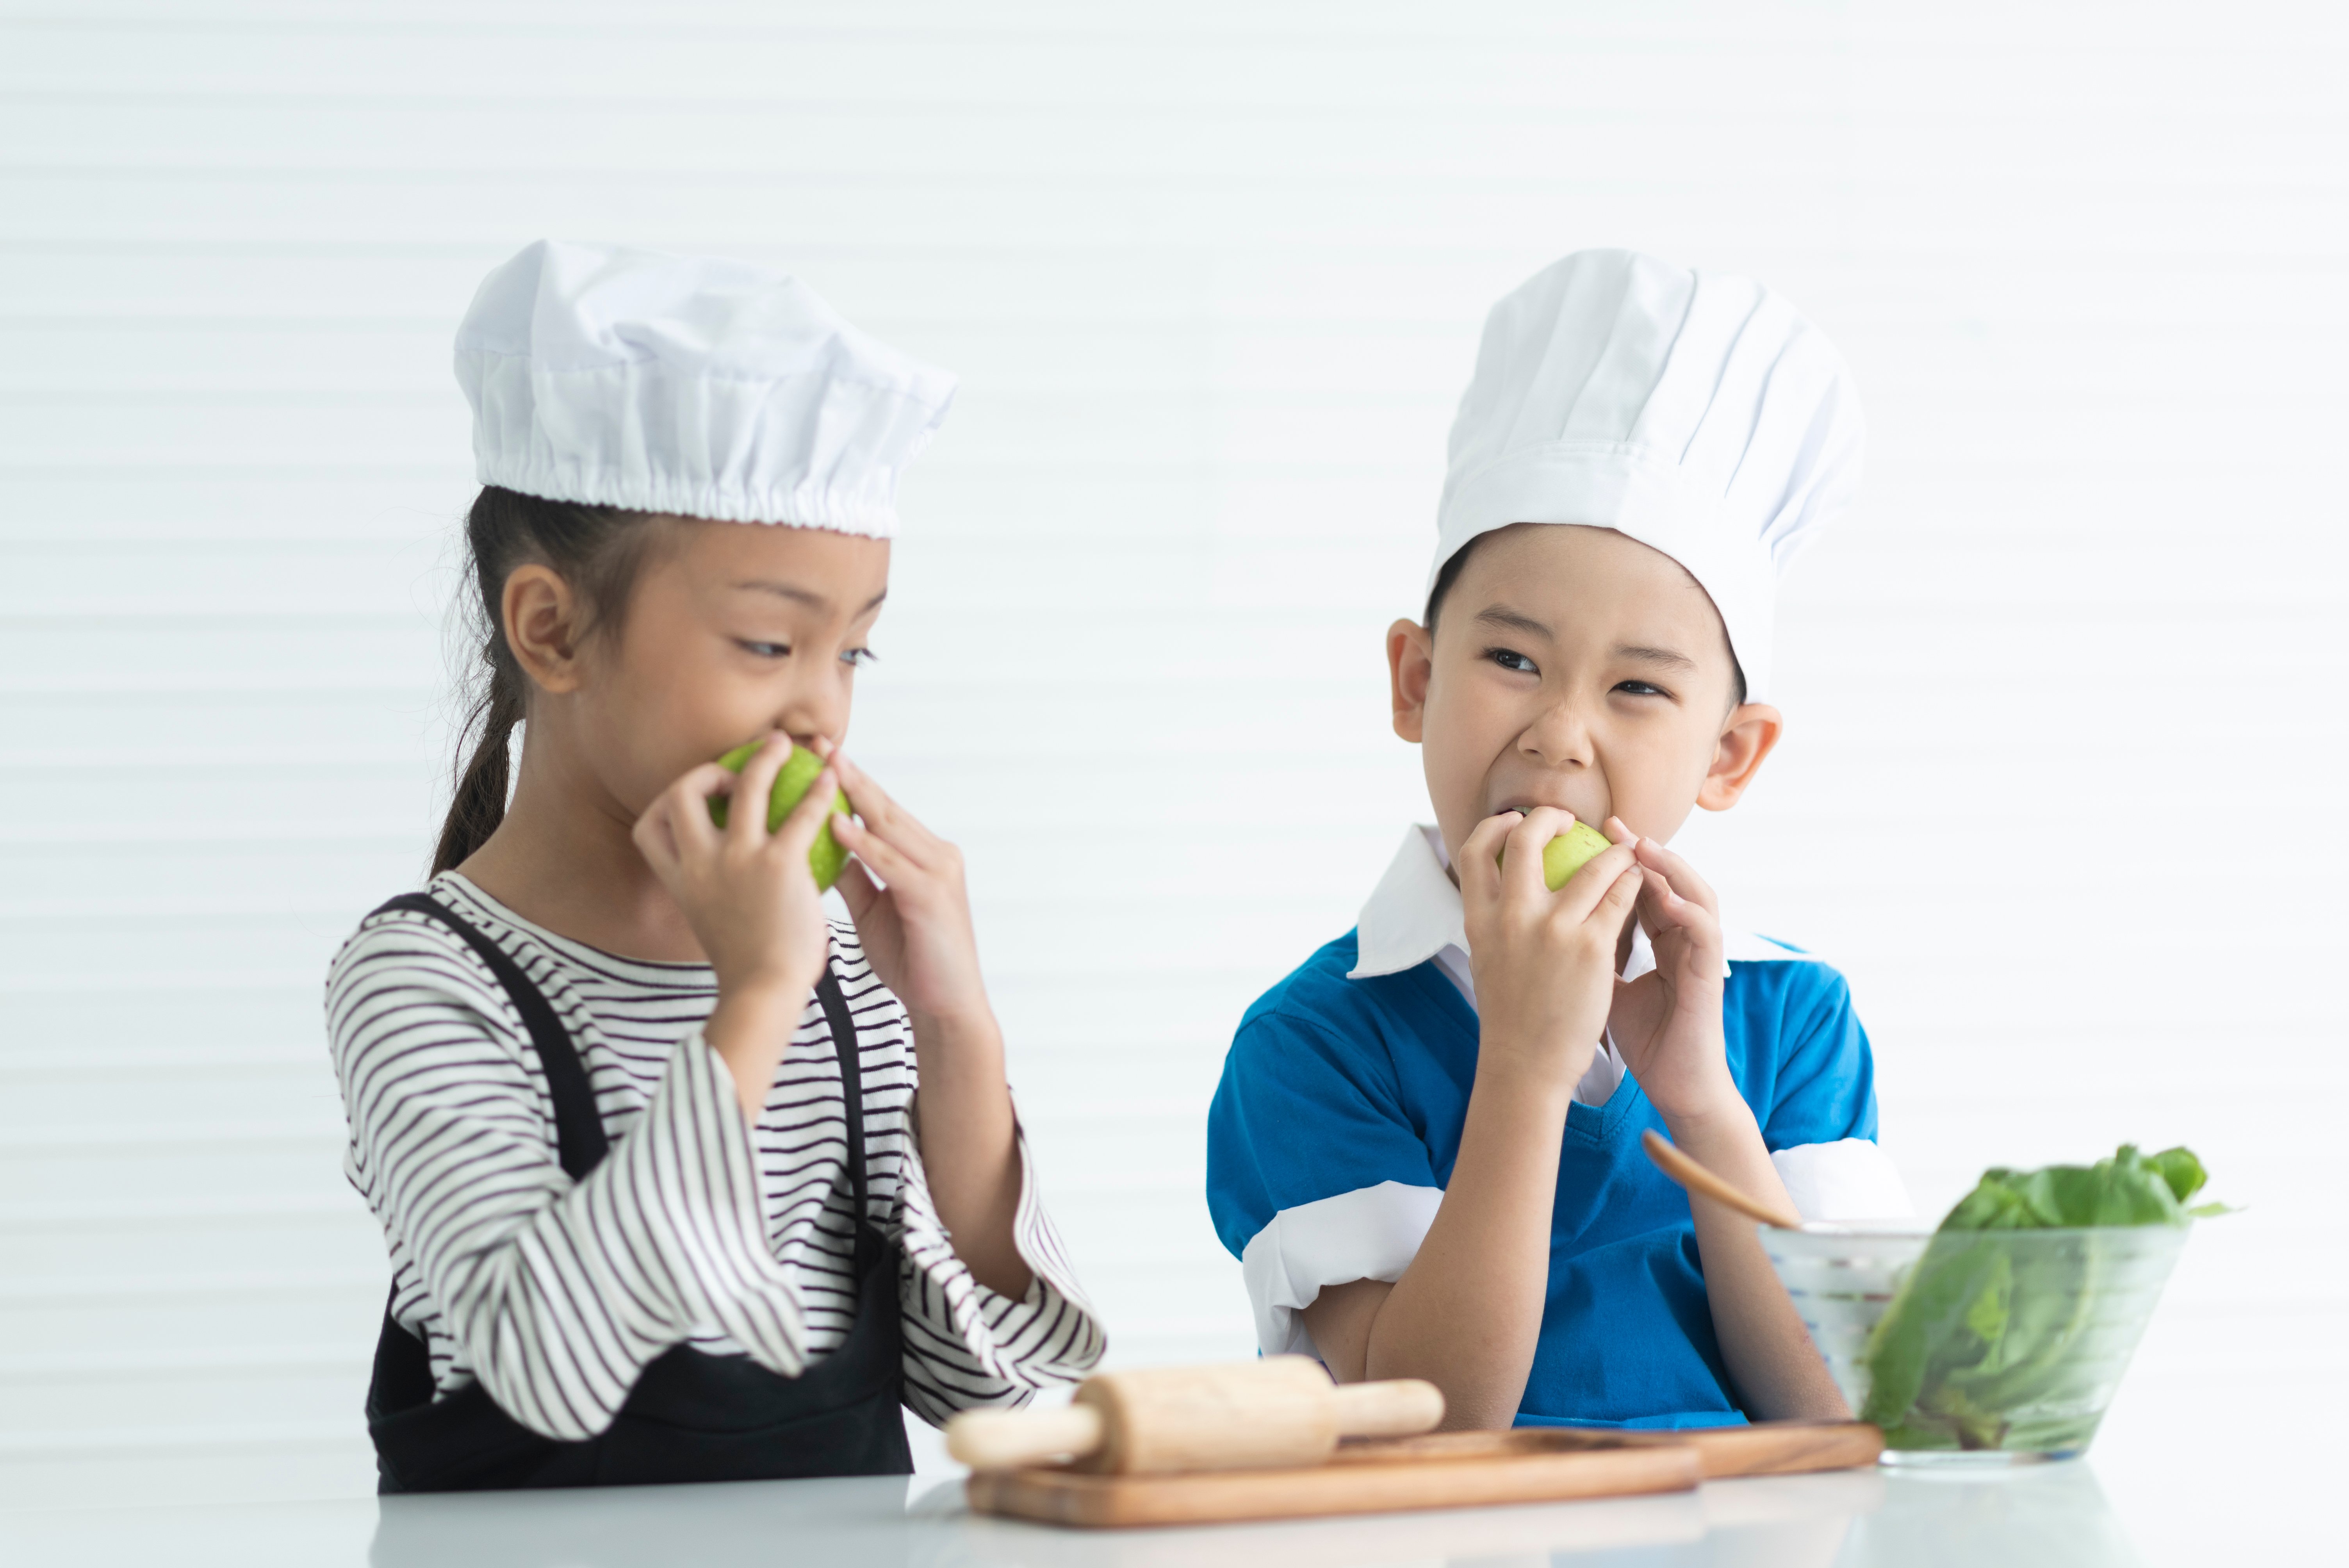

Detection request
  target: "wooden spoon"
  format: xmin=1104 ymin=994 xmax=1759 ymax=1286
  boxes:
xmin=1641 ymin=1129 xmax=1804 ymax=1230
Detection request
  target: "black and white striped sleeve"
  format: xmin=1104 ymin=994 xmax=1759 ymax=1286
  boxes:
xmin=894 ymin=1125 xmax=1108 ymax=1425
xmin=326 ymin=913 xmax=818 ymax=1442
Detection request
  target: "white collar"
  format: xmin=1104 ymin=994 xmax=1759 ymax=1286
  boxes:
xmin=1347 ymin=823 xmax=1814 ymax=982
xmin=1348 ymin=826 xmax=1472 ymax=981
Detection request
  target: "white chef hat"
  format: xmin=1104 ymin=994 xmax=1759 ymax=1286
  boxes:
xmin=453 ymin=239 xmax=955 ymax=536
xmin=1432 ymin=249 xmax=1863 ymax=702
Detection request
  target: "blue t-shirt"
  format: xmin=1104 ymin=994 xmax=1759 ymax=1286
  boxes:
xmin=1205 ymin=929 xmax=1879 ymax=1428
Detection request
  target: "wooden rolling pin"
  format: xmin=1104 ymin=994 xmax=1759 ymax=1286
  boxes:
xmin=947 ymin=1356 xmax=1445 ymax=1475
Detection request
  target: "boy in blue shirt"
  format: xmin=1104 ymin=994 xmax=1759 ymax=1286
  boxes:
xmin=1207 ymin=250 xmax=1911 ymax=1431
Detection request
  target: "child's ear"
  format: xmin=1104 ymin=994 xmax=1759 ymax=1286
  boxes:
xmin=1697 ymin=703 xmax=1783 ymax=811
xmin=1387 ymin=618 xmax=1434 ymax=743
xmin=503 ymin=564 xmax=589 ymax=696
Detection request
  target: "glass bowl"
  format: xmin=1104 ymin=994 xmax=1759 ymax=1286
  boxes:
xmin=1762 ymin=1222 xmax=2189 ymax=1465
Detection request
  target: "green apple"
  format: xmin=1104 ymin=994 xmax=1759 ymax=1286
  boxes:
xmin=1538 ymin=820 xmax=1615 ymax=891
xmin=707 ymin=742 xmax=852 ymax=891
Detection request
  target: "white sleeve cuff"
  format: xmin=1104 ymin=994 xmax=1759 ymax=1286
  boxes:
xmin=893 ymin=1123 xmax=1105 ymax=1399
xmin=1237 ymin=1181 xmax=1443 ymax=1358
xmin=1772 ymin=1138 xmax=1914 ymax=1222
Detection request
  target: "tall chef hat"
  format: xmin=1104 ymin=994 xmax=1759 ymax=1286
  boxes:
xmin=1433 ymin=248 xmax=1864 ymax=703
xmin=454 ymin=239 xmax=956 ymax=536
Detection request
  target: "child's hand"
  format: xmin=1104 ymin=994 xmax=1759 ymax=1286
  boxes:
xmin=631 ymin=732 xmax=837 ymax=1007
xmin=820 ymin=745 xmax=993 ymax=1030
xmin=824 ymin=746 xmax=1030 ymax=1295
xmin=1604 ymin=823 xmax=1739 ymax=1125
xmin=1456 ymin=807 xmax=1644 ymax=1092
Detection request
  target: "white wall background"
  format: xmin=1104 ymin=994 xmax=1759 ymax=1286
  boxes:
xmin=2 ymin=0 xmax=2343 ymax=1551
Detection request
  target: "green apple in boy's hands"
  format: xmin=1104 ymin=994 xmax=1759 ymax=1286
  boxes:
xmin=1540 ymin=820 xmax=1615 ymax=891
xmin=1458 ymin=806 xmax=1644 ymax=1095
xmin=708 ymin=741 xmax=851 ymax=891
xmin=1490 ymin=815 xmax=1615 ymax=889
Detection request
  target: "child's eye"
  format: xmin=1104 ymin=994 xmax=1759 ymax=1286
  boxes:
xmin=737 ymin=640 xmax=790 ymax=659
xmin=1485 ymin=647 xmax=1537 ymax=675
xmin=1614 ymin=680 xmax=1668 ymax=697
xmin=840 ymin=647 xmax=877 ymax=668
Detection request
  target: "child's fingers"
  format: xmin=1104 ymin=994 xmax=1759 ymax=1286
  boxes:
xmin=1456 ymin=814 xmax=1516 ymax=905
xmin=1619 ymin=837 xmax=1723 ymax=978
xmin=656 ymin=764 xmax=733 ymax=856
xmin=1593 ymin=863 xmax=1646 ymax=934
xmin=670 ymin=762 xmax=735 ymax=805
xmin=1552 ymin=840 xmax=1643 ymax=925
xmin=1501 ymin=807 xmax=1574 ymax=903
xmin=769 ymin=764 xmax=839 ymax=864
xmin=1632 ymin=863 xmax=1672 ymax=922
xmin=725 ymin=732 xmax=796 ymax=848
xmin=1636 ymin=870 xmax=1700 ymax=926
xmin=832 ymin=857 xmax=883 ymax=919
xmin=631 ymin=794 xmax=682 ymax=876
xmin=1618 ymin=821 xmax=1718 ymax=916
xmin=827 ymin=748 xmax=897 ymax=829
xmin=828 ymin=753 xmax=927 ymax=861
xmin=1632 ymin=873 xmax=1689 ymax=948
xmin=829 ymin=811 xmax=920 ymax=889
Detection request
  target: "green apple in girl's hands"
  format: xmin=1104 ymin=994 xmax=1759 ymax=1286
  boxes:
xmin=708 ymin=742 xmax=852 ymax=891
xmin=1501 ymin=818 xmax=1615 ymax=891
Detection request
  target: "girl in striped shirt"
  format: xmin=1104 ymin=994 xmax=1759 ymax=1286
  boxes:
xmin=326 ymin=241 xmax=1103 ymax=1492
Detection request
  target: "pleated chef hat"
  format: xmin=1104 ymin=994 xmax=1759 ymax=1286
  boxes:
xmin=454 ymin=239 xmax=956 ymax=535
xmin=1433 ymin=249 xmax=1863 ymax=703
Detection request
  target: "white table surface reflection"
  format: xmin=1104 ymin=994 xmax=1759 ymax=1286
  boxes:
xmin=0 ymin=1457 xmax=2276 ymax=1568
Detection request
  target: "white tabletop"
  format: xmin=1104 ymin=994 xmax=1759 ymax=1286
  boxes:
xmin=1 ymin=1424 xmax=2326 ymax=1568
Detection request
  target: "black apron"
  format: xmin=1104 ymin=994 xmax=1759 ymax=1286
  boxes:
xmin=359 ymin=893 xmax=914 ymax=1492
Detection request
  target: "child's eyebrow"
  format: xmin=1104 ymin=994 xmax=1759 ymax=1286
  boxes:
xmin=1473 ymin=605 xmax=1552 ymax=638
xmin=732 ymin=580 xmax=889 ymax=614
xmin=1614 ymin=644 xmax=1699 ymax=672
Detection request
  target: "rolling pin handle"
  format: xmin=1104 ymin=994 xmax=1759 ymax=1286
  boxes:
xmin=1329 ymin=1377 xmax=1446 ymax=1438
xmin=946 ymin=1403 xmax=1107 ymax=1472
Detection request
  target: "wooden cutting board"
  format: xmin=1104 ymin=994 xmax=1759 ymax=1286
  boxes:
xmin=1328 ymin=1419 xmax=1884 ymax=1477
xmin=964 ymin=1420 xmax=1881 ymax=1529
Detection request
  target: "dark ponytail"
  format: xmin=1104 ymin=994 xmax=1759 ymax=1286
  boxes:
xmin=431 ymin=485 xmax=667 ymax=875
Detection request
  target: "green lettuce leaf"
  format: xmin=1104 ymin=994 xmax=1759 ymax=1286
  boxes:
xmin=1939 ymin=1144 xmax=2200 ymax=1232
xmin=1855 ymin=1144 xmax=2221 ymax=1449
xmin=2147 ymin=1146 xmax=2207 ymax=1205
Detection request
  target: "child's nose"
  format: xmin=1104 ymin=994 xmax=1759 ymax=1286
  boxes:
xmin=1519 ymin=697 xmax=1595 ymax=766
xmin=773 ymin=685 xmax=849 ymax=752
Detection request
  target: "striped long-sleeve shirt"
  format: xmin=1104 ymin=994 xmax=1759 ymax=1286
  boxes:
xmin=325 ymin=872 xmax=1103 ymax=1441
